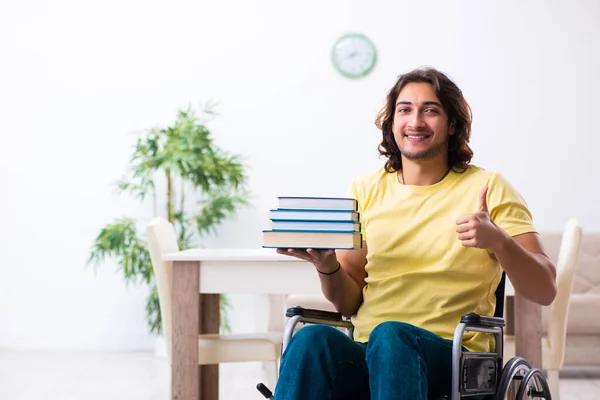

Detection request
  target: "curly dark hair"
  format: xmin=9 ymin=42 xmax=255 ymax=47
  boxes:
xmin=376 ymin=67 xmax=473 ymax=173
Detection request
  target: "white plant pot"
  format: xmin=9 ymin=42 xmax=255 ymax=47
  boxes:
xmin=154 ymin=334 xmax=168 ymax=358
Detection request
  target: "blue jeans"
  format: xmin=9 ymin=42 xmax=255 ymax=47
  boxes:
xmin=274 ymin=321 xmax=456 ymax=400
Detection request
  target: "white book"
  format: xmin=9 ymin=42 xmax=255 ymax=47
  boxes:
xmin=262 ymin=230 xmax=362 ymax=250
xmin=277 ymin=196 xmax=358 ymax=211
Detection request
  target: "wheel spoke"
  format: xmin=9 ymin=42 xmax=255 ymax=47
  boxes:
xmin=515 ymin=368 xmax=552 ymax=400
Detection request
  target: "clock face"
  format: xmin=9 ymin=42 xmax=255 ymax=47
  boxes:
xmin=331 ymin=33 xmax=377 ymax=79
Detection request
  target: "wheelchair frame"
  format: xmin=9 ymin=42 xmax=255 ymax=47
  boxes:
xmin=258 ymin=273 xmax=552 ymax=399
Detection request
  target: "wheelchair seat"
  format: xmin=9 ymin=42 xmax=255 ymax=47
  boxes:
xmin=257 ymin=273 xmax=553 ymax=399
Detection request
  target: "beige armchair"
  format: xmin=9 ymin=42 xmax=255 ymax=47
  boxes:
xmin=544 ymin=231 xmax=600 ymax=368
xmin=504 ymin=218 xmax=583 ymax=399
xmin=145 ymin=217 xmax=283 ymax=388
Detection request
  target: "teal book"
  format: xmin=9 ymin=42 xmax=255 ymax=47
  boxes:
xmin=269 ymin=209 xmax=359 ymax=222
xmin=270 ymin=220 xmax=360 ymax=232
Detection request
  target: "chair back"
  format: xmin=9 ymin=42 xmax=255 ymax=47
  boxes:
xmin=547 ymin=218 xmax=583 ymax=366
xmin=145 ymin=217 xmax=180 ymax=363
xmin=494 ymin=272 xmax=507 ymax=318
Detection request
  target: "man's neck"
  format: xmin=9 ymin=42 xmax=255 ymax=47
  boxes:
xmin=398 ymin=158 xmax=450 ymax=186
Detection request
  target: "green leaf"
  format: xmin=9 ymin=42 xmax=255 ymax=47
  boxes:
xmin=87 ymin=218 xmax=154 ymax=286
xmin=220 ymin=293 xmax=232 ymax=334
xmin=146 ymin=284 xmax=162 ymax=335
xmin=195 ymin=190 xmax=249 ymax=237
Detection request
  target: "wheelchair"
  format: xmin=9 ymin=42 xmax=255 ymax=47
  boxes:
xmin=257 ymin=273 xmax=553 ymax=399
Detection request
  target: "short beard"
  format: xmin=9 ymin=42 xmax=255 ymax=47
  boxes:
xmin=399 ymin=140 xmax=447 ymax=161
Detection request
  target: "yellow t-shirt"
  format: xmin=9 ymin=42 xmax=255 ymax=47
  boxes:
xmin=348 ymin=165 xmax=536 ymax=352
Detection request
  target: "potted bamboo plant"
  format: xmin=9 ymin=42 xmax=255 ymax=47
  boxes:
xmin=88 ymin=103 xmax=249 ymax=350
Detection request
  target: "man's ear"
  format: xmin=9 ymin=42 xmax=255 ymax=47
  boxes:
xmin=449 ymin=121 xmax=455 ymax=135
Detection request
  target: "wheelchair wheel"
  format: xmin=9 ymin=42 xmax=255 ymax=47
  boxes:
xmin=495 ymin=357 xmax=532 ymax=400
xmin=515 ymin=368 xmax=552 ymax=400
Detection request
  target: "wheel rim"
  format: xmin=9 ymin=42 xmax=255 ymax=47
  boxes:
xmin=496 ymin=357 xmax=532 ymax=400
xmin=516 ymin=368 xmax=552 ymax=400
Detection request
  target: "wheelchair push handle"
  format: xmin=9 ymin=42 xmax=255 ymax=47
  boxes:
xmin=256 ymin=383 xmax=274 ymax=399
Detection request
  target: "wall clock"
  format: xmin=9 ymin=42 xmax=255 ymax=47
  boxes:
xmin=331 ymin=33 xmax=377 ymax=79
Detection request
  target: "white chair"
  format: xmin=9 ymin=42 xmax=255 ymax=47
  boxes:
xmin=145 ymin=217 xmax=283 ymax=389
xmin=504 ymin=218 xmax=583 ymax=399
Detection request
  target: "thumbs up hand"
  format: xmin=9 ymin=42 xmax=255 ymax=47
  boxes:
xmin=456 ymin=186 xmax=502 ymax=249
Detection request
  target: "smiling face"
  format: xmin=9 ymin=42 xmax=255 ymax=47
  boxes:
xmin=392 ymin=82 xmax=454 ymax=162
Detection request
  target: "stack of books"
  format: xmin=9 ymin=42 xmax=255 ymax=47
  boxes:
xmin=262 ymin=196 xmax=363 ymax=250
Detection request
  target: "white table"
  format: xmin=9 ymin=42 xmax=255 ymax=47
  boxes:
xmin=163 ymin=248 xmax=541 ymax=400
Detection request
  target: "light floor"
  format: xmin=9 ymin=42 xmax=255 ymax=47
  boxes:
xmin=1 ymin=350 xmax=599 ymax=400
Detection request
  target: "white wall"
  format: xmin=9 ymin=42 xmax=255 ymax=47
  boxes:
xmin=1 ymin=0 xmax=599 ymax=350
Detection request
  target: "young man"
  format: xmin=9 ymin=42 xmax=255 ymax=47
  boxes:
xmin=273 ymin=67 xmax=557 ymax=399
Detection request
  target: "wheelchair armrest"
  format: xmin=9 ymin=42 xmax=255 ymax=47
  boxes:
xmin=460 ymin=312 xmax=505 ymax=328
xmin=285 ymin=306 xmax=353 ymax=329
xmin=286 ymin=306 xmax=343 ymax=320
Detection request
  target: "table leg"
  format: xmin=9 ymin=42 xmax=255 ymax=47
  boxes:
xmin=199 ymin=292 xmax=220 ymax=399
xmin=172 ymin=261 xmax=200 ymax=400
xmin=514 ymin=294 xmax=542 ymax=369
